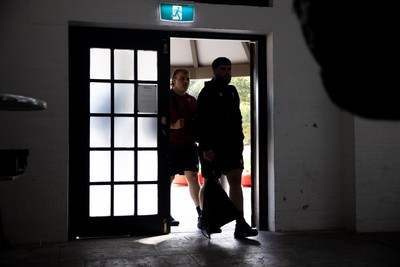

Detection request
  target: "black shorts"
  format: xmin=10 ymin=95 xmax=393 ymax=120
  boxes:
xmin=169 ymin=144 xmax=199 ymax=176
xmin=199 ymin=144 xmax=244 ymax=180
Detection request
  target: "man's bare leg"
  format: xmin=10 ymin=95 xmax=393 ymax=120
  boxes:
xmin=184 ymin=171 xmax=201 ymax=208
xmin=225 ymin=168 xmax=244 ymax=212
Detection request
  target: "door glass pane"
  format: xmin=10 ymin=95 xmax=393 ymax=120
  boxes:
xmin=137 ymin=184 xmax=157 ymax=215
xmin=115 ymin=83 xmax=134 ymax=114
xmin=114 ymin=185 xmax=135 ymax=216
xmin=90 ymin=185 xmax=111 ymax=217
xmin=90 ymin=117 xmax=111 ymax=147
xmin=114 ymin=151 xmax=134 ymax=182
xmin=138 ymin=50 xmax=157 ymax=81
xmin=137 ymin=84 xmax=157 ymax=114
xmin=90 ymin=48 xmax=110 ymax=79
xmin=90 ymin=82 xmax=111 ymax=113
xmin=90 ymin=151 xmax=111 ymax=182
xmin=114 ymin=49 xmax=134 ymax=80
xmin=114 ymin=117 xmax=135 ymax=147
xmin=138 ymin=117 xmax=157 ymax=147
xmin=137 ymin=151 xmax=157 ymax=181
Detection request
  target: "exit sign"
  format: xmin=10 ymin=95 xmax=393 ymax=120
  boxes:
xmin=160 ymin=3 xmax=195 ymax=22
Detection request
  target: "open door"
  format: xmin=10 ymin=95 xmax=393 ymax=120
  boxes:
xmin=69 ymin=26 xmax=171 ymax=239
xmin=169 ymin=33 xmax=266 ymax=230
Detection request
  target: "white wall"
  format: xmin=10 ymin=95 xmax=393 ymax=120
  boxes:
xmin=355 ymin=119 xmax=400 ymax=232
xmin=0 ymin=0 xmax=399 ymax=245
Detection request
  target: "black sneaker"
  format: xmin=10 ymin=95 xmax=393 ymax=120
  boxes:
xmin=170 ymin=216 xmax=179 ymax=226
xmin=234 ymin=223 xmax=258 ymax=238
xmin=197 ymin=217 xmax=222 ymax=233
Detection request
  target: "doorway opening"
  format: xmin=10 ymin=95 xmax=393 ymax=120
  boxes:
xmin=169 ymin=37 xmax=255 ymax=232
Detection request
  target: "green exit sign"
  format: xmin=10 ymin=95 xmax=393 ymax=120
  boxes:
xmin=160 ymin=3 xmax=195 ymax=22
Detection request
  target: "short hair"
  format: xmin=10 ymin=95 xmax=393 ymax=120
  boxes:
xmin=171 ymin=68 xmax=189 ymax=86
xmin=171 ymin=68 xmax=189 ymax=80
xmin=212 ymin=57 xmax=231 ymax=69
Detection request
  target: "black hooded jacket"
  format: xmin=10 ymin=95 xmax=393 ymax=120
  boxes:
xmin=196 ymin=79 xmax=244 ymax=151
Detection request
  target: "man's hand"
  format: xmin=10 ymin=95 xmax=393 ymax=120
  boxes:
xmin=171 ymin=119 xmax=185 ymax=129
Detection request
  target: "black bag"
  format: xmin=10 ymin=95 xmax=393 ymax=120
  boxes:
xmin=201 ymin=179 xmax=237 ymax=238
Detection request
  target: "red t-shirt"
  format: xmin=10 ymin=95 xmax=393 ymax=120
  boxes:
xmin=170 ymin=90 xmax=197 ymax=147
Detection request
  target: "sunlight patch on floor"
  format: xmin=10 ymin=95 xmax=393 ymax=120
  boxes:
xmin=134 ymin=234 xmax=174 ymax=245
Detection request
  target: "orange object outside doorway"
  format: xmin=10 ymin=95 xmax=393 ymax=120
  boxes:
xmin=172 ymin=174 xmax=188 ymax=186
xmin=241 ymin=172 xmax=252 ymax=187
xmin=173 ymin=173 xmax=251 ymax=187
xmin=172 ymin=173 xmax=204 ymax=186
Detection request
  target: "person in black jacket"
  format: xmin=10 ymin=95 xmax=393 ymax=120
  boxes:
xmin=197 ymin=57 xmax=258 ymax=238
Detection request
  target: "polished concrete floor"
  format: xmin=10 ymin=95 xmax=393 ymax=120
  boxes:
xmin=1 ymin=229 xmax=399 ymax=266
xmin=0 ymin=187 xmax=399 ymax=266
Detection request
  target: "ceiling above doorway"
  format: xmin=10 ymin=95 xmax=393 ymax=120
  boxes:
xmin=170 ymin=38 xmax=251 ymax=79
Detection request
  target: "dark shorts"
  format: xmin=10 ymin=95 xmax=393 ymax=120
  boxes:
xmin=169 ymin=144 xmax=199 ymax=176
xmin=199 ymin=144 xmax=244 ymax=180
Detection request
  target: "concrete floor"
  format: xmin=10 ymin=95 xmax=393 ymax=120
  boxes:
xmin=0 ymin=230 xmax=399 ymax=266
xmin=0 ymin=186 xmax=399 ymax=266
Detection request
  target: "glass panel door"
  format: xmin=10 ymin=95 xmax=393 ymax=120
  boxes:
xmin=89 ymin=47 xmax=160 ymax=219
xmin=69 ymin=26 xmax=170 ymax=239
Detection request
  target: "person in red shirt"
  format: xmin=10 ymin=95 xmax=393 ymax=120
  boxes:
xmin=168 ymin=69 xmax=201 ymax=226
